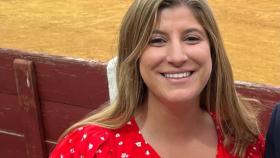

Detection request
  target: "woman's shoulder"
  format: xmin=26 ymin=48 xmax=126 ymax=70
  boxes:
xmin=49 ymin=119 xmax=145 ymax=158
xmin=49 ymin=124 xmax=116 ymax=158
xmin=210 ymin=112 xmax=265 ymax=157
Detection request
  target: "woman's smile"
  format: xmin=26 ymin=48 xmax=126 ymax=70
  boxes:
xmin=161 ymin=71 xmax=193 ymax=79
xmin=160 ymin=70 xmax=195 ymax=85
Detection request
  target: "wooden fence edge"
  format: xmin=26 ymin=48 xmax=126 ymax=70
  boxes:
xmin=14 ymin=58 xmax=47 ymax=158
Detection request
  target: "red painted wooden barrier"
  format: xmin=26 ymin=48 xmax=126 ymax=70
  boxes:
xmin=0 ymin=48 xmax=279 ymax=157
xmin=0 ymin=48 xmax=109 ymax=157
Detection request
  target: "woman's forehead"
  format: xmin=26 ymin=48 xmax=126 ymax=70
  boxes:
xmin=154 ymin=5 xmax=205 ymax=33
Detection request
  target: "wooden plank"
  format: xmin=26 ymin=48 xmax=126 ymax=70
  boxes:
xmin=14 ymin=59 xmax=47 ymax=158
xmin=41 ymin=100 xmax=94 ymax=141
xmin=0 ymin=92 xmax=99 ymax=143
xmin=0 ymin=48 xmax=109 ymax=108
xmin=236 ymin=81 xmax=280 ymax=133
xmin=0 ymin=132 xmax=27 ymax=158
xmin=0 ymin=93 xmax=23 ymax=134
xmin=236 ymin=81 xmax=280 ymax=104
xmin=0 ymin=51 xmax=17 ymax=94
xmin=35 ymin=59 xmax=109 ymax=108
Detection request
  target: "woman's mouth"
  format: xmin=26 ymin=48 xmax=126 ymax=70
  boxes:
xmin=161 ymin=71 xmax=194 ymax=79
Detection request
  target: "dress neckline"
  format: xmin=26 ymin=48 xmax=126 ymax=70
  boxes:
xmin=130 ymin=112 xmax=223 ymax=158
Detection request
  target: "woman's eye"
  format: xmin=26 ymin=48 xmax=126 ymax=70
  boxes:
xmin=149 ymin=38 xmax=166 ymax=46
xmin=185 ymin=36 xmax=200 ymax=44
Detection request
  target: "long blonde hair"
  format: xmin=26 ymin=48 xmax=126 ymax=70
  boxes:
xmin=62 ymin=0 xmax=261 ymax=157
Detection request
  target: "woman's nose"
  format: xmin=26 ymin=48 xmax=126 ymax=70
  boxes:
xmin=166 ymin=41 xmax=188 ymax=66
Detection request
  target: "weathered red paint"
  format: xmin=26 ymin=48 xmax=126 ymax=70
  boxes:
xmin=14 ymin=59 xmax=48 ymax=158
xmin=0 ymin=132 xmax=27 ymax=158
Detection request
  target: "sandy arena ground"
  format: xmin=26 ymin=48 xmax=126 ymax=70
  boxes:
xmin=0 ymin=0 xmax=279 ymax=86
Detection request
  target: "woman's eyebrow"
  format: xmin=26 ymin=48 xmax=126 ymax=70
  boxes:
xmin=151 ymin=29 xmax=168 ymax=36
xmin=152 ymin=28 xmax=206 ymax=37
xmin=184 ymin=28 xmax=206 ymax=36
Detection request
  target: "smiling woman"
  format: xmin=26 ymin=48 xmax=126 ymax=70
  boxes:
xmin=49 ymin=0 xmax=264 ymax=158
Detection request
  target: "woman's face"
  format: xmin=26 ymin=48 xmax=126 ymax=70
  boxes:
xmin=139 ymin=5 xmax=212 ymax=105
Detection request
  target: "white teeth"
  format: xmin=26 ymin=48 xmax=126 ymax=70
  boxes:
xmin=164 ymin=72 xmax=192 ymax=78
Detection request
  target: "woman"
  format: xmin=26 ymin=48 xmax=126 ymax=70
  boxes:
xmin=50 ymin=0 xmax=264 ymax=157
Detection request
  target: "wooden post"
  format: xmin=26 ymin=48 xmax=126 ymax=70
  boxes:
xmin=13 ymin=59 xmax=47 ymax=158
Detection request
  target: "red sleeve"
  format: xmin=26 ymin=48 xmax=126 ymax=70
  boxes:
xmin=245 ymin=134 xmax=265 ymax=158
xmin=49 ymin=125 xmax=113 ymax=158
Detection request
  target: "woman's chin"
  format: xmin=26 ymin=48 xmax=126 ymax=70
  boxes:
xmin=162 ymin=93 xmax=200 ymax=105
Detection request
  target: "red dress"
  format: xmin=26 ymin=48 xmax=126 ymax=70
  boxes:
xmin=49 ymin=113 xmax=264 ymax=158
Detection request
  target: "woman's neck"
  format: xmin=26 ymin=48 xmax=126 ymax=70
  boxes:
xmin=134 ymin=94 xmax=217 ymax=158
xmin=135 ymin=95 xmax=207 ymax=142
